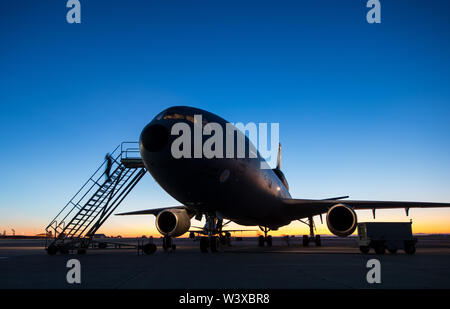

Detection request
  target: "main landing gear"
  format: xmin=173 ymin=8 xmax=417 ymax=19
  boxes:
xmin=200 ymin=235 xmax=221 ymax=253
xmin=300 ymin=216 xmax=322 ymax=247
xmin=199 ymin=213 xmax=232 ymax=253
xmin=258 ymin=226 xmax=272 ymax=247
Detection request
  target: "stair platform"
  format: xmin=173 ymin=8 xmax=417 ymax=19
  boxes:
xmin=121 ymin=158 xmax=145 ymax=168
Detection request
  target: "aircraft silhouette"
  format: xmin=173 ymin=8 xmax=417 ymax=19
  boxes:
xmin=118 ymin=106 xmax=450 ymax=252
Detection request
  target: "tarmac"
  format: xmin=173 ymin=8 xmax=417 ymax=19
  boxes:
xmin=1 ymin=236 xmax=450 ymax=289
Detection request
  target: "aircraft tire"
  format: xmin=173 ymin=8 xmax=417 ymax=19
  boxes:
xmin=359 ymin=246 xmax=370 ymax=254
xmin=258 ymin=235 xmax=265 ymax=247
xmin=225 ymin=232 xmax=232 ymax=246
xmin=315 ymin=235 xmax=322 ymax=247
xmin=210 ymin=236 xmax=219 ymax=253
xmin=404 ymin=244 xmax=416 ymax=255
xmin=265 ymin=235 xmax=272 ymax=247
xmin=388 ymin=248 xmax=397 ymax=254
xmin=200 ymin=237 xmax=209 ymax=253
xmin=47 ymin=245 xmax=58 ymax=256
xmin=302 ymin=235 xmax=309 ymax=247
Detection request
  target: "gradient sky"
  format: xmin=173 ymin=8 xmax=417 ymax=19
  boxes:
xmin=1 ymin=0 xmax=450 ymax=237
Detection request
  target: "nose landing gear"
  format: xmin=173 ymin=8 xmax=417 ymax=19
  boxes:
xmin=258 ymin=226 xmax=272 ymax=247
xmin=199 ymin=213 xmax=231 ymax=253
xmin=200 ymin=235 xmax=226 ymax=253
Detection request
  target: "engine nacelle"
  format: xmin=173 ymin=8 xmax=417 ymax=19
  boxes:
xmin=326 ymin=204 xmax=357 ymax=237
xmin=156 ymin=209 xmax=191 ymax=237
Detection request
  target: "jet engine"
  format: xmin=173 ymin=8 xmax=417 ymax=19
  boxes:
xmin=155 ymin=209 xmax=191 ymax=237
xmin=326 ymin=204 xmax=357 ymax=237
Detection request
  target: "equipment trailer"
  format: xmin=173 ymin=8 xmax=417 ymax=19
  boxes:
xmin=357 ymin=222 xmax=417 ymax=255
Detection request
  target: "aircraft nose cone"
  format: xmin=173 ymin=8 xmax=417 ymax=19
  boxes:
xmin=140 ymin=124 xmax=169 ymax=152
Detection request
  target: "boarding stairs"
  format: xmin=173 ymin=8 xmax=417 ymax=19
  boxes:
xmin=45 ymin=142 xmax=146 ymax=254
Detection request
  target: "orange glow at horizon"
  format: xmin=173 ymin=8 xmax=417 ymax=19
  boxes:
xmin=13 ymin=208 xmax=450 ymax=238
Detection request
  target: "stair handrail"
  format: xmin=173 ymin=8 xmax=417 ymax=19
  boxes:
xmin=121 ymin=141 xmax=140 ymax=160
xmin=45 ymin=144 xmax=122 ymax=233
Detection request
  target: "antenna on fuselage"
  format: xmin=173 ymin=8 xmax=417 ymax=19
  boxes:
xmin=276 ymin=143 xmax=282 ymax=170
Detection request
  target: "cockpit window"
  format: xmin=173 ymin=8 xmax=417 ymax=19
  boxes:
xmin=163 ymin=113 xmax=184 ymax=120
xmin=185 ymin=114 xmax=208 ymax=127
xmin=185 ymin=115 xmax=195 ymax=123
xmin=161 ymin=111 xmax=209 ymax=127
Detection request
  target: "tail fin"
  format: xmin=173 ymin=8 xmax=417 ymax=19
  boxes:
xmin=276 ymin=143 xmax=281 ymax=170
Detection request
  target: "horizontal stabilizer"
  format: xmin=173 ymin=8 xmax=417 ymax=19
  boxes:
xmin=276 ymin=143 xmax=282 ymax=170
xmin=322 ymin=196 xmax=349 ymax=200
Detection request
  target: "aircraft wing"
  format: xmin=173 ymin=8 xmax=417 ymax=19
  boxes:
xmin=116 ymin=206 xmax=186 ymax=216
xmin=282 ymin=198 xmax=450 ymax=219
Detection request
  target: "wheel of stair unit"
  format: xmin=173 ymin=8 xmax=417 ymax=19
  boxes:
xmin=98 ymin=242 xmax=107 ymax=249
xmin=200 ymin=237 xmax=209 ymax=253
xmin=265 ymin=235 xmax=272 ymax=247
xmin=77 ymin=249 xmax=87 ymax=255
xmin=60 ymin=248 xmax=69 ymax=255
xmin=404 ymin=243 xmax=416 ymax=255
xmin=315 ymin=235 xmax=322 ymax=247
xmin=47 ymin=245 xmax=58 ymax=256
xmin=388 ymin=248 xmax=397 ymax=254
xmin=302 ymin=235 xmax=310 ymax=247
xmin=359 ymin=246 xmax=370 ymax=254
xmin=143 ymin=243 xmax=157 ymax=255
xmin=258 ymin=235 xmax=265 ymax=247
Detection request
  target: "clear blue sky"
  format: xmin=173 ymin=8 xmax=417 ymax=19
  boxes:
xmin=1 ymin=0 xmax=450 ymax=235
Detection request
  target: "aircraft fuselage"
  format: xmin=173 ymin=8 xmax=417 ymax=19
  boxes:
xmin=139 ymin=106 xmax=291 ymax=229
